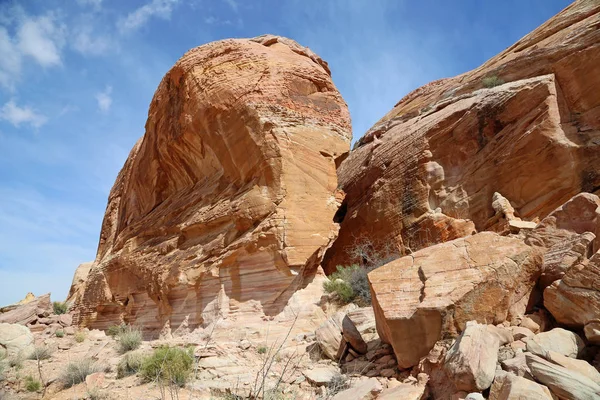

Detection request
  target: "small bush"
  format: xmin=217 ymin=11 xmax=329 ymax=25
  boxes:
xmin=140 ymin=346 xmax=193 ymax=387
xmin=482 ymin=75 xmax=505 ymax=88
xmin=8 ymin=356 xmax=22 ymax=370
xmin=256 ymin=346 xmax=267 ymax=355
xmin=327 ymin=374 xmax=349 ymax=396
xmin=53 ymin=301 xmax=68 ymax=315
xmin=28 ymin=346 xmax=52 ymax=361
xmin=323 ymin=265 xmax=364 ymax=303
xmin=106 ymin=323 xmax=127 ymax=337
xmin=61 ymin=359 xmax=100 ymax=388
xmin=55 ymin=330 xmax=65 ymax=338
xmin=117 ymin=351 xmax=145 ymax=379
xmin=87 ymin=387 xmax=107 ymax=400
xmin=116 ymin=326 xmax=142 ymax=354
xmin=75 ymin=331 xmax=86 ymax=343
xmin=24 ymin=375 xmax=41 ymax=392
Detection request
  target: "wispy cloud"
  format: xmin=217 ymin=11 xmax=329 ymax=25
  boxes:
xmin=95 ymin=85 xmax=113 ymax=112
xmin=118 ymin=0 xmax=180 ymax=33
xmin=72 ymin=25 xmax=112 ymax=56
xmin=0 ymin=100 xmax=47 ymax=128
xmin=17 ymin=13 xmax=66 ymax=67
xmin=0 ymin=11 xmax=65 ymax=90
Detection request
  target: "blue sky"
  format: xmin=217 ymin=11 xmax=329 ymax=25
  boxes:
xmin=0 ymin=0 xmax=570 ymax=306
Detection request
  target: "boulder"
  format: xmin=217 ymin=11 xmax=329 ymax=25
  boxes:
xmin=0 ymin=323 xmax=34 ymax=358
xmin=369 ymin=232 xmax=541 ymax=368
xmin=545 ymin=251 xmax=600 ymax=328
xmin=315 ymin=312 xmax=344 ymax=360
xmin=464 ymin=394 xmax=485 ymax=400
xmin=342 ymin=315 xmax=368 ymax=354
xmin=302 ymin=366 xmax=340 ymax=386
xmin=526 ymin=193 xmax=600 ymax=252
xmin=500 ymin=353 xmax=532 ymax=379
xmin=325 ymin=0 xmax=600 ymax=273
xmin=510 ymin=327 xmax=534 ymax=341
xmin=377 ymin=383 xmax=427 ymax=400
xmin=526 ymin=328 xmax=584 ymax=358
xmin=0 ymin=293 xmax=52 ymax=326
xmin=490 ymin=371 xmax=555 ymax=400
xmin=538 ymin=232 xmax=595 ymax=289
xmin=69 ymin=35 xmax=352 ymax=332
xmin=444 ymin=321 xmax=500 ymax=392
xmin=584 ymin=321 xmax=600 ymax=344
xmin=331 ymin=377 xmax=382 ymax=400
xmin=525 ymin=353 xmax=600 ymax=400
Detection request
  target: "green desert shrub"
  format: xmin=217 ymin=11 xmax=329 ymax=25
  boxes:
xmin=55 ymin=330 xmax=65 ymax=338
xmin=8 ymin=356 xmax=22 ymax=370
xmin=323 ymin=265 xmax=364 ymax=303
xmin=140 ymin=346 xmax=194 ymax=387
xmin=116 ymin=325 xmax=142 ymax=354
xmin=61 ymin=359 xmax=101 ymax=388
xmin=53 ymin=301 xmax=68 ymax=315
xmin=482 ymin=75 xmax=505 ymax=88
xmin=117 ymin=351 xmax=145 ymax=379
xmin=106 ymin=323 xmax=128 ymax=337
xmin=28 ymin=346 xmax=52 ymax=360
xmin=75 ymin=331 xmax=86 ymax=343
xmin=24 ymin=375 xmax=41 ymax=392
xmin=256 ymin=346 xmax=268 ymax=355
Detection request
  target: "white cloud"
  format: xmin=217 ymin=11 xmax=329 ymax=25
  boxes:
xmin=0 ymin=12 xmax=65 ymax=89
xmin=0 ymin=27 xmax=21 ymax=90
xmin=17 ymin=14 xmax=66 ymax=67
xmin=95 ymin=86 xmax=112 ymax=112
xmin=73 ymin=26 xmax=111 ymax=56
xmin=0 ymin=100 xmax=47 ymax=128
xmin=119 ymin=0 xmax=179 ymax=33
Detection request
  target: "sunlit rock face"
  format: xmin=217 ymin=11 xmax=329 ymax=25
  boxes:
xmin=70 ymin=35 xmax=351 ymax=334
xmin=324 ymin=0 xmax=600 ymax=272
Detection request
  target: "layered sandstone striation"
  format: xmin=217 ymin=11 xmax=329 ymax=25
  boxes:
xmin=70 ymin=35 xmax=351 ymax=333
xmin=324 ymin=0 xmax=600 ymax=271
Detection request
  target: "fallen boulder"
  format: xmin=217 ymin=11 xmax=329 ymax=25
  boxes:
xmin=368 ymin=232 xmax=541 ymax=368
xmin=444 ymin=321 xmax=499 ymax=392
xmin=525 ymin=353 xmax=600 ymax=400
xmin=0 ymin=323 xmax=34 ymax=358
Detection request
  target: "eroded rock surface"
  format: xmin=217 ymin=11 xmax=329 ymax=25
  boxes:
xmin=368 ymin=232 xmax=541 ymax=368
xmin=71 ymin=35 xmax=351 ymax=333
xmin=324 ymin=0 xmax=600 ymax=271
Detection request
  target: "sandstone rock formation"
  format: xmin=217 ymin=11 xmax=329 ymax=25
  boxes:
xmin=368 ymin=232 xmax=541 ymax=368
xmin=324 ymin=0 xmax=600 ymax=271
xmin=71 ymin=35 xmax=351 ymax=333
xmin=0 ymin=293 xmax=51 ymax=326
xmin=544 ymin=251 xmax=600 ymax=329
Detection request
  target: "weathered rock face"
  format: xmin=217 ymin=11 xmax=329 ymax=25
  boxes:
xmin=0 ymin=293 xmax=52 ymax=326
xmin=324 ymin=0 xmax=600 ymax=271
xmin=544 ymin=250 xmax=600 ymax=328
xmin=72 ymin=35 xmax=351 ymax=333
xmin=368 ymin=232 xmax=542 ymax=368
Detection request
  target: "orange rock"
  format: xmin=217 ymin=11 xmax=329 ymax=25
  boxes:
xmin=368 ymin=232 xmax=541 ymax=368
xmin=324 ymin=1 xmax=600 ymax=271
xmin=71 ymin=35 xmax=351 ymax=333
xmin=0 ymin=293 xmax=52 ymax=326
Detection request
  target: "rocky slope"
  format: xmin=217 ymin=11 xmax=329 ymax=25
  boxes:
xmin=69 ymin=35 xmax=351 ymax=333
xmin=324 ymin=0 xmax=600 ymax=271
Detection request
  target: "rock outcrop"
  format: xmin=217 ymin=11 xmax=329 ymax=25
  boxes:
xmin=0 ymin=293 xmax=52 ymax=326
xmin=368 ymin=232 xmax=541 ymax=368
xmin=71 ymin=35 xmax=351 ymax=333
xmin=324 ymin=0 xmax=600 ymax=271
